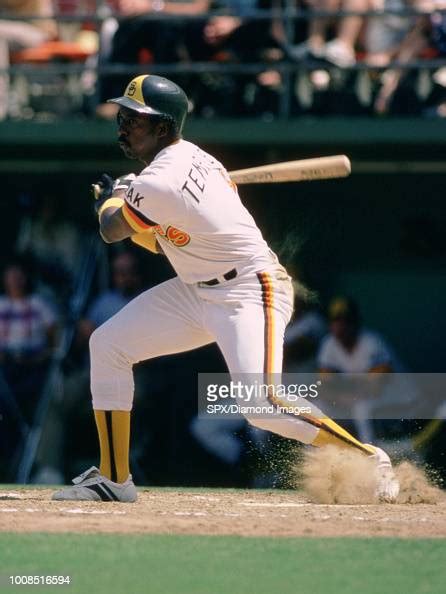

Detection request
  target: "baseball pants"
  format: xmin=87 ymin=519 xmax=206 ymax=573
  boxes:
xmin=89 ymin=265 xmax=320 ymax=444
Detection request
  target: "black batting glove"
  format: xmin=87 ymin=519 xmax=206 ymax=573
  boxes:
xmin=92 ymin=173 xmax=136 ymax=215
xmin=91 ymin=173 xmax=115 ymax=214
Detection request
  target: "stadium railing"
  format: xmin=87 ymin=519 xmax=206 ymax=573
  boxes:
xmin=1 ymin=1 xmax=446 ymax=118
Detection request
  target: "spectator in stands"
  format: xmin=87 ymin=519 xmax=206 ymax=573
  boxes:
xmin=365 ymin=0 xmax=414 ymax=67
xmin=419 ymin=1 xmax=446 ymax=117
xmin=194 ymin=0 xmax=259 ymax=53
xmin=97 ymin=0 xmax=282 ymax=118
xmin=0 ymin=0 xmax=57 ymax=119
xmin=184 ymin=1 xmax=286 ymax=116
xmin=364 ymin=0 xmax=430 ymax=114
xmin=96 ymin=0 xmax=210 ymax=119
xmin=16 ymin=194 xmax=83 ymax=309
xmin=34 ymin=249 xmax=145 ymax=483
xmin=287 ymin=0 xmax=371 ymax=67
xmin=78 ymin=249 xmax=144 ymax=339
xmin=290 ymin=0 xmax=430 ymax=114
xmin=0 ymin=258 xmax=58 ymax=424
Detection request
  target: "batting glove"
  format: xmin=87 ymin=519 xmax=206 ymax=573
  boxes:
xmin=91 ymin=173 xmax=136 ymax=214
xmin=91 ymin=173 xmax=115 ymax=214
xmin=113 ymin=173 xmax=136 ymax=193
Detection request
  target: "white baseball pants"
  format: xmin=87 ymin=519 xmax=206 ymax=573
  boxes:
xmin=90 ymin=265 xmax=319 ymax=444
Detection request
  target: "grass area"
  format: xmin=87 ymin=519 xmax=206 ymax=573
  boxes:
xmin=0 ymin=534 xmax=444 ymax=594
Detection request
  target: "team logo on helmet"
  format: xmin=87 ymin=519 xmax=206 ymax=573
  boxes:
xmin=109 ymin=75 xmax=188 ymax=132
xmin=126 ymin=81 xmax=138 ymax=97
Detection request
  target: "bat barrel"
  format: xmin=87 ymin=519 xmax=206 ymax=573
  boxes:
xmin=229 ymin=155 xmax=351 ymax=184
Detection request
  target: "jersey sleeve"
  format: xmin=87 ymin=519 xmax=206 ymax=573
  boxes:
xmin=316 ymin=337 xmax=341 ymax=372
xmin=121 ymin=173 xmax=186 ymax=232
xmin=368 ymin=333 xmax=394 ymax=371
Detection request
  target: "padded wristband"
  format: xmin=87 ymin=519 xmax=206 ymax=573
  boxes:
xmin=98 ymin=196 xmax=125 ymax=220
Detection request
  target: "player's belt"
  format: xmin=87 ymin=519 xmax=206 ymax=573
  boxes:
xmin=200 ymin=268 xmax=238 ymax=286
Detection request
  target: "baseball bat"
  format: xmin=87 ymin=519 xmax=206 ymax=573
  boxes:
xmin=228 ymin=155 xmax=351 ymax=184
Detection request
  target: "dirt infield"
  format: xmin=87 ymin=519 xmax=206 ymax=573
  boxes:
xmin=1 ymin=487 xmax=446 ymax=538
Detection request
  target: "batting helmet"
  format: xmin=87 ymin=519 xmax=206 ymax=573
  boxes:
xmin=328 ymin=296 xmax=360 ymax=324
xmin=108 ymin=75 xmax=189 ymax=134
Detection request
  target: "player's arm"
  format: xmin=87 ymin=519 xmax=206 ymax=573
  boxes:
xmin=92 ymin=174 xmax=134 ymax=243
xmin=92 ymin=174 xmax=161 ymax=253
xmin=101 ymin=203 xmax=162 ymax=253
xmin=99 ymin=203 xmax=133 ymax=244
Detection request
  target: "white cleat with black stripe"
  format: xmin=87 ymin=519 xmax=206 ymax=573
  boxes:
xmin=366 ymin=445 xmax=400 ymax=503
xmin=52 ymin=467 xmax=137 ymax=503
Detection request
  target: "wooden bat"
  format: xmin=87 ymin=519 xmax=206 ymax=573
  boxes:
xmin=130 ymin=155 xmax=350 ymax=254
xmin=228 ymin=155 xmax=351 ymax=184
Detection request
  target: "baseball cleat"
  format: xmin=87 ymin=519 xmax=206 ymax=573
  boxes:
xmin=52 ymin=466 xmax=137 ymax=503
xmin=367 ymin=445 xmax=400 ymax=503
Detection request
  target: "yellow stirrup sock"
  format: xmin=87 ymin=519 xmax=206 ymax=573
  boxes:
xmin=94 ymin=410 xmax=131 ymax=483
xmin=311 ymin=417 xmax=375 ymax=455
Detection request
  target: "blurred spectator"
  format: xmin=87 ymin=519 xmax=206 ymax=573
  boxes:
xmin=282 ymin=0 xmax=437 ymax=116
xmin=0 ymin=258 xmax=58 ymax=418
xmin=365 ymin=0 xmax=430 ymax=114
xmin=0 ymin=0 xmax=57 ymax=119
xmin=421 ymin=1 xmax=446 ymax=116
xmin=0 ymin=0 xmax=444 ymax=119
xmin=287 ymin=0 xmax=370 ymax=67
xmin=365 ymin=0 xmax=414 ymax=67
xmin=0 ymin=257 xmax=58 ymax=479
xmin=183 ymin=0 xmax=287 ymax=116
xmin=16 ymin=194 xmax=83 ymax=309
xmin=95 ymin=0 xmax=210 ymax=118
xmin=78 ymin=249 xmax=144 ymax=339
xmin=34 ymin=249 xmax=146 ymax=483
xmin=96 ymin=0 xmax=284 ymax=118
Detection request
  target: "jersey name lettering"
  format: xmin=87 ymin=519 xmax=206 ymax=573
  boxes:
xmin=126 ymin=187 xmax=144 ymax=207
xmin=181 ymin=151 xmax=214 ymax=203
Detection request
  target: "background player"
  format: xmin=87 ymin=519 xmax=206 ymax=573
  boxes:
xmin=53 ymin=75 xmax=399 ymax=503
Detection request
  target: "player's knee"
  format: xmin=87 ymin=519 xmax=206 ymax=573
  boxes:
xmin=89 ymin=323 xmax=135 ymax=369
xmin=89 ymin=323 xmax=119 ymax=364
xmin=89 ymin=324 xmax=108 ymax=356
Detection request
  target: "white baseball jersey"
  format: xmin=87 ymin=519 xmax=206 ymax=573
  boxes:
xmin=317 ymin=330 xmax=413 ymax=444
xmin=317 ymin=330 xmax=400 ymax=373
xmin=121 ymin=139 xmax=275 ymax=283
xmin=90 ymin=140 xmax=325 ymax=448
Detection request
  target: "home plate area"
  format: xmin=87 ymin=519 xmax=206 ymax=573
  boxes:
xmin=1 ymin=487 xmax=445 ymax=538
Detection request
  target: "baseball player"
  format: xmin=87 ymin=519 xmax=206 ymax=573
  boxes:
xmin=53 ymin=75 xmax=399 ymax=503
